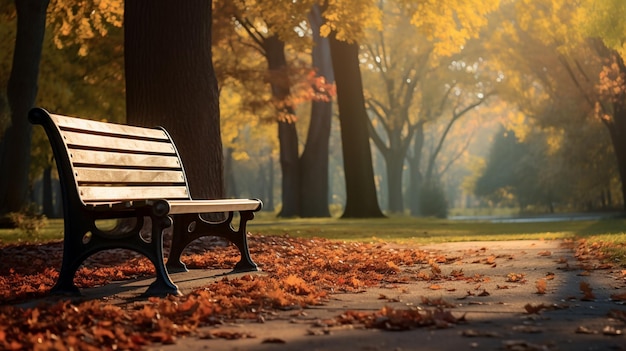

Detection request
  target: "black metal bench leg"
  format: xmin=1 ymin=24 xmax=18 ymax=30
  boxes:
xmin=50 ymin=220 xmax=89 ymax=296
xmin=231 ymin=211 xmax=259 ymax=273
xmin=144 ymin=216 xmax=181 ymax=297
xmin=166 ymin=218 xmax=190 ymax=273
xmin=166 ymin=212 xmax=259 ymax=273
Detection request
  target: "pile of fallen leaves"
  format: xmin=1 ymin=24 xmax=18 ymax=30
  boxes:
xmin=2 ymin=235 xmax=625 ymax=350
xmin=0 ymin=235 xmax=456 ymax=350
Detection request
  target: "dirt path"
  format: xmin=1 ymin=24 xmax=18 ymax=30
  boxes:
xmin=134 ymin=240 xmax=626 ymax=351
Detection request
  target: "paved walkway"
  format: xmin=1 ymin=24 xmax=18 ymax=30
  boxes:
xmin=33 ymin=240 xmax=626 ymax=351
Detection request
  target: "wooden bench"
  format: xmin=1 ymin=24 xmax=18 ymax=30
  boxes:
xmin=29 ymin=107 xmax=262 ymax=296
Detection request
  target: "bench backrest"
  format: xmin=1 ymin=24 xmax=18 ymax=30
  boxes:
xmin=29 ymin=108 xmax=192 ymax=206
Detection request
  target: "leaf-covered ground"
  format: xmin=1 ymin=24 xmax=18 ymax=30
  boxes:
xmin=0 ymin=235 xmax=624 ymax=350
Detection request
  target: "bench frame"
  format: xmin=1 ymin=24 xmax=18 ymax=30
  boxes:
xmin=29 ymin=107 xmax=262 ymax=296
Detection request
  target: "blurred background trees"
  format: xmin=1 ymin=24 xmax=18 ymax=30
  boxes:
xmin=2 ymin=0 xmax=625 ymax=222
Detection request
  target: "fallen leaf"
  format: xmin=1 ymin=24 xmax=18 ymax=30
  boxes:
xmin=602 ymin=326 xmax=623 ymax=336
xmin=262 ymin=338 xmax=287 ymax=343
xmin=575 ymin=326 xmax=598 ymax=334
xmin=608 ymin=309 xmax=626 ymax=322
xmin=512 ymin=325 xmax=543 ymax=333
xmin=580 ymin=281 xmax=595 ymax=301
xmin=535 ymin=279 xmax=547 ymax=294
xmin=524 ymin=303 xmax=548 ymax=314
xmin=506 ymin=273 xmax=525 ymax=283
xmin=609 ymin=293 xmax=626 ymax=302
xmin=461 ymin=329 xmax=501 ymax=337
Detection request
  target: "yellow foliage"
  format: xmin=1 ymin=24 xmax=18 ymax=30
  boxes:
xmin=321 ymin=0 xmax=382 ymax=42
xmin=407 ymin=0 xmax=500 ymax=57
xmin=48 ymin=0 xmax=123 ymax=56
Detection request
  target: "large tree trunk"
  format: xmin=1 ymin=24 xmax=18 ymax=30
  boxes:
xmin=0 ymin=0 xmax=49 ymax=217
xmin=263 ymin=35 xmax=301 ymax=217
xmin=124 ymin=0 xmax=223 ymax=199
xmin=328 ymin=34 xmax=384 ymax=218
xmin=300 ymin=4 xmax=333 ymax=218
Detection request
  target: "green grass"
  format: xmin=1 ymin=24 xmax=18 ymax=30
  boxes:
xmin=2 ymin=213 xmax=625 ymax=265
xmin=250 ymin=213 xmax=626 ymax=244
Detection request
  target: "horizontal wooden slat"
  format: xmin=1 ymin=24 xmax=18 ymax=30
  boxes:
xmin=168 ymin=199 xmax=262 ymax=214
xmin=63 ymin=130 xmax=176 ymax=154
xmin=51 ymin=113 xmax=168 ymax=140
xmin=75 ymin=168 xmax=186 ymax=184
xmin=69 ymin=149 xmax=182 ymax=168
xmin=79 ymin=185 xmax=189 ymax=202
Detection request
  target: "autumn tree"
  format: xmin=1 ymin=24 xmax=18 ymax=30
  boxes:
xmin=485 ymin=0 xmax=626 ymax=209
xmin=321 ymin=0 xmax=385 ymax=218
xmin=0 ymin=0 xmax=49 ymax=219
xmin=124 ymin=0 xmax=224 ymax=199
xmin=361 ymin=9 xmax=431 ymax=214
xmin=215 ymin=0 xmax=337 ymax=217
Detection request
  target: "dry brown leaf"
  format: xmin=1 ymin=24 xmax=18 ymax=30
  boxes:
xmin=575 ymin=326 xmax=598 ymax=334
xmin=477 ymin=289 xmax=490 ymax=297
xmin=461 ymin=329 xmax=500 ymax=337
xmin=262 ymin=337 xmax=287 ymax=343
xmin=602 ymin=326 xmax=623 ymax=336
xmin=506 ymin=272 xmax=525 ymax=283
xmin=580 ymin=281 xmax=595 ymax=301
xmin=609 ymin=292 xmax=626 ymax=301
xmin=608 ymin=309 xmax=626 ymax=322
xmin=524 ymin=303 xmax=548 ymax=314
xmin=535 ymin=279 xmax=547 ymax=294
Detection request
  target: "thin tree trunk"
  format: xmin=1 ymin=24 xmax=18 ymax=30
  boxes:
xmin=408 ymin=123 xmax=425 ymax=216
xmin=328 ymin=33 xmax=384 ymax=218
xmin=263 ymin=35 xmax=300 ymax=217
xmin=386 ymin=152 xmax=404 ymax=213
xmin=0 ymin=0 xmax=49 ymax=217
xmin=300 ymin=3 xmax=333 ymax=217
xmin=267 ymin=154 xmax=275 ymax=211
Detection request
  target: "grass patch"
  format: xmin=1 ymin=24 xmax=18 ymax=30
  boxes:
xmin=1 ymin=213 xmax=625 ymax=265
xmin=251 ymin=213 xmax=626 ymax=244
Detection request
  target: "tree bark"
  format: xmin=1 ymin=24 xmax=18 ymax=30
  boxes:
xmin=328 ymin=34 xmax=384 ymax=218
xmin=608 ymin=102 xmax=626 ymax=210
xmin=124 ymin=0 xmax=223 ymax=199
xmin=385 ymin=151 xmax=405 ymax=213
xmin=262 ymin=35 xmax=301 ymax=217
xmin=0 ymin=0 xmax=49 ymax=217
xmin=300 ymin=4 xmax=334 ymax=218
xmin=408 ymin=123 xmax=425 ymax=216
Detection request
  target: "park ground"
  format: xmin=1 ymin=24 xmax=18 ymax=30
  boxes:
xmin=1 ymin=216 xmax=626 ymax=350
